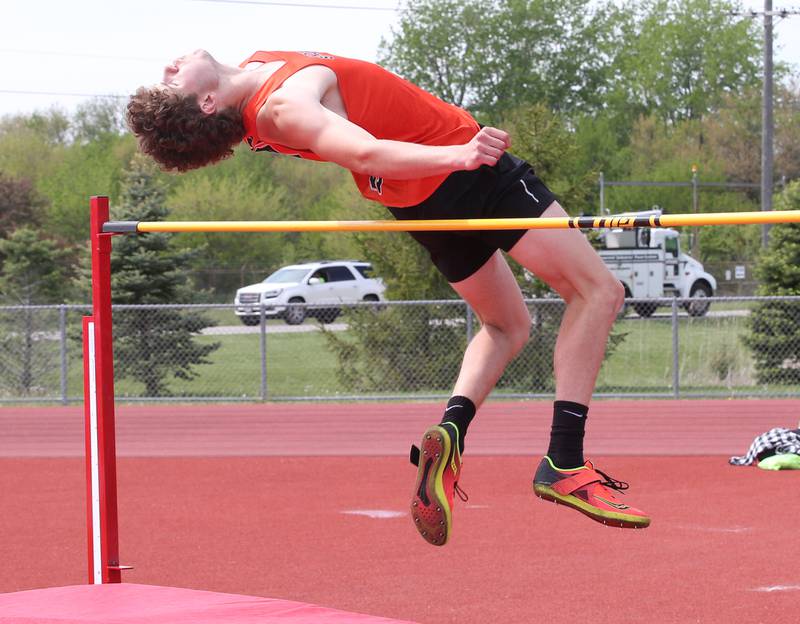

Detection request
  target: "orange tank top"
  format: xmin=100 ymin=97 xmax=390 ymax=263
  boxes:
xmin=239 ymin=51 xmax=480 ymax=207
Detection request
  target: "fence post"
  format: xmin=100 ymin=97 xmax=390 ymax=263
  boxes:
xmin=260 ymin=302 xmax=268 ymax=400
xmin=691 ymin=166 xmax=699 ymax=257
xmin=671 ymin=297 xmax=680 ymax=398
xmin=466 ymin=302 xmax=474 ymax=344
xmin=59 ymin=304 xmax=68 ymax=405
xmin=599 ymin=172 xmax=606 ymax=214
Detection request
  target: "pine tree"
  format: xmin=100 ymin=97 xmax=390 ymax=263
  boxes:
xmin=0 ymin=228 xmax=73 ymax=395
xmin=105 ymin=155 xmax=220 ymax=396
xmin=744 ymin=182 xmax=800 ymax=384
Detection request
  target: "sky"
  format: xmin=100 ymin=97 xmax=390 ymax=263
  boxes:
xmin=0 ymin=0 xmax=798 ymax=119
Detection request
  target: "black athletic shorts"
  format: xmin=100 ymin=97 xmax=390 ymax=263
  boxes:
xmin=387 ymin=153 xmax=556 ymax=283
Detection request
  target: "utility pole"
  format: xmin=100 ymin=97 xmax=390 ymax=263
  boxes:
xmin=732 ymin=3 xmax=800 ymax=247
xmin=762 ymin=0 xmax=774 ymax=248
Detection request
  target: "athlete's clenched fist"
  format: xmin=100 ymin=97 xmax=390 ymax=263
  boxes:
xmin=461 ymin=126 xmax=511 ymax=170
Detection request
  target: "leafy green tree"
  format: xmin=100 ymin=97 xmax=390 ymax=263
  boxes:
xmin=0 ymin=109 xmax=70 ymax=146
xmin=744 ymin=182 xmax=800 ymax=383
xmin=0 ymin=113 xmax=65 ymax=185
xmin=323 ymin=300 xmax=467 ymax=393
xmin=96 ymin=154 xmax=220 ymax=396
xmin=704 ymin=84 xmax=800 ymax=189
xmin=0 ymin=228 xmax=73 ymax=303
xmin=602 ymin=115 xmax=756 ymax=212
xmin=379 ymin=0 xmax=494 ymax=111
xmin=167 ymin=172 xmax=288 ymax=289
xmin=611 ymin=0 xmax=762 ymax=124
xmin=500 ymin=102 xmax=597 ymax=215
xmin=0 ymin=173 xmax=45 ymax=237
xmin=486 ymin=0 xmax=624 ymax=116
xmin=774 ymin=82 xmax=800 ymax=183
xmin=71 ymin=98 xmax=128 ymax=144
xmin=0 ymin=228 xmax=74 ymax=395
xmin=380 ymin=0 xmax=621 ymax=120
xmin=38 ymin=133 xmax=136 ymax=242
xmin=572 ymin=111 xmax=634 ymax=185
xmin=322 ymin=164 xmax=466 ymax=394
xmin=167 ymin=151 xmax=368 ymax=296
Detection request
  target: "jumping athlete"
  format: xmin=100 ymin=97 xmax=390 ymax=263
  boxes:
xmin=128 ymin=49 xmax=651 ymax=546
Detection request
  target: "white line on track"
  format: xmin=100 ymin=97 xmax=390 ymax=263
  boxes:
xmin=750 ymin=585 xmax=800 ymax=593
xmin=340 ymin=509 xmax=406 ymax=519
xmin=674 ymin=525 xmax=752 ymax=533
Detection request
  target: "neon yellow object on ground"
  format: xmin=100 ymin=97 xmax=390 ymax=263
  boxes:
xmin=757 ymin=454 xmax=800 ymax=470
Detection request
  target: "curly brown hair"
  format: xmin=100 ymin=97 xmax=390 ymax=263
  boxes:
xmin=126 ymin=87 xmax=244 ymax=172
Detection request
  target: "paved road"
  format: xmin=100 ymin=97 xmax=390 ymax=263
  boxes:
xmin=201 ymin=322 xmax=348 ymax=335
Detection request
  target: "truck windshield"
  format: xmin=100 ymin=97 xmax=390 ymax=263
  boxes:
xmin=263 ymin=268 xmax=310 ymax=283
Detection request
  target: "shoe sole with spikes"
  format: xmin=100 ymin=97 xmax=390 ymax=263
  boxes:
xmin=410 ymin=425 xmax=455 ymax=546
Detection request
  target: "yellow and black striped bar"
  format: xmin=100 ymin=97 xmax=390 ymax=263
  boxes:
xmin=102 ymin=209 xmax=800 ymax=234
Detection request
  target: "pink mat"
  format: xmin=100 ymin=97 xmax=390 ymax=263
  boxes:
xmin=0 ymin=584 xmax=417 ymax=624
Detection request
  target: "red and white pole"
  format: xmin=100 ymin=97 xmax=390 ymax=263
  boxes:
xmin=82 ymin=196 xmax=128 ymax=583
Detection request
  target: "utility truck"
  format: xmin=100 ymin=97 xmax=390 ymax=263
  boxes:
xmin=598 ymin=210 xmax=716 ymax=317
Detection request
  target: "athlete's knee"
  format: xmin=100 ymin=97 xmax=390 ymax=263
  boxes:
xmin=592 ymin=272 xmax=625 ymax=319
xmin=482 ymin=308 xmax=531 ymax=355
xmin=503 ymin=309 xmax=532 ymax=354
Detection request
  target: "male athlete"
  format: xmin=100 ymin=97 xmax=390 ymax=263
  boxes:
xmin=128 ymin=49 xmax=650 ymax=546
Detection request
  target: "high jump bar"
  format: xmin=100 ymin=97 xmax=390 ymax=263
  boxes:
xmin=103 ymin=210 xmax=800 ymax=233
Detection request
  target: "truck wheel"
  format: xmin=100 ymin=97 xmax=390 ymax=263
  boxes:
xmin=632 ymin=302 xmax=657 ymax=318
xmin=240 ymin=315 xmax=260 ymax=326
xmin=284 ymin=298 xmax=306 ymax=325
xmin=685 ymin=283 xmax=712 ymax=317
xmin=616 ymin=285 xmax=631 ymax=319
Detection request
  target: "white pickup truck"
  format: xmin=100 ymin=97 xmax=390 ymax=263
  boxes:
xmin=598 ymin=211 xmax=716 ymax=317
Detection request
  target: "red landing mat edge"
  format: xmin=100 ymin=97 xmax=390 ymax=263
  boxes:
xmin=0 ymin=583 xmax=418 ymax=624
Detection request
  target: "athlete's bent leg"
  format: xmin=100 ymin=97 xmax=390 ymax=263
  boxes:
xmin=448 ymin=251 xmax=532 ymax=407
xmin=510 ymin=202 xmax=649 ymax=528
xmin=409 ymin=251 xmax=532 ymax=546
xmin=507 ymin=202 xmax=623 ymax=404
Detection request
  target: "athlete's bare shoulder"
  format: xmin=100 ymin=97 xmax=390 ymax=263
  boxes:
xmin=257 ymin=64 xmax=346 ymax=142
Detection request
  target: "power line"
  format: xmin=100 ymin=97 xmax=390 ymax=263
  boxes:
xmin=730 ymin=7 xmax=800 ymax=17
xmin=0 ymin=48 xmax=162 ymax=62
xmin=191 ymin=0 xmax=398 ymax=11
xmin=0 ymin=89 xmax=125 ymax=99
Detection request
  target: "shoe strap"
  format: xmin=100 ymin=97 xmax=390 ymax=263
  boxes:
xmin=551 ymin=468 xmax=602 ymax=496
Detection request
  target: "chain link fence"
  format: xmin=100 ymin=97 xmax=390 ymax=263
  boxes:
xmin=1 ymin=297 xmax=799 ymax=403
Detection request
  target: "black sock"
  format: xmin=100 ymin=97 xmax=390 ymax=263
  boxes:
xmin=546 ymin=400 xmax=588 ymax=469
xmin=440 ymin=395 xmax=476 ymax=454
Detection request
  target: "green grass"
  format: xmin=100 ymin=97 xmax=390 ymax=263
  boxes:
xmin=597 ymin=315 xmax=756 ymax=393
xmin=59 ymin=330 xmax=341 ymax=399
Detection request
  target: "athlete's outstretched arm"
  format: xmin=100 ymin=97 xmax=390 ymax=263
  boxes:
xmin=265 ymin=89 xmax=509 ymax=179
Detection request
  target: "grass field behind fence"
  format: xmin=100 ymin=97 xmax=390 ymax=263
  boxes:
xmin=49 ymin=313 xmax=771 ymax=400
xmin=596 ymin=316 xmax=754 ymax=393
xmin=17 ymin=306 xmax=797 ymax=400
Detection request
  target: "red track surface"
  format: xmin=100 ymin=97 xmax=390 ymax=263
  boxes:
xmin=2 ymin=400 xmax=799 ymax=623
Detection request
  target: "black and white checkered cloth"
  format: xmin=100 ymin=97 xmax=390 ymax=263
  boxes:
xmin=729 ymin=428 xmax=800 ymax=466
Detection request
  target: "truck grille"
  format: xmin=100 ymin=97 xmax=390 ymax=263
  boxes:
xmin=238 ymin=293 xmax=260 ymax=304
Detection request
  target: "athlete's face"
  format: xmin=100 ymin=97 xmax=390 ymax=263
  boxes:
xmin=161 ymin=49 xmax=218 ymax=96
